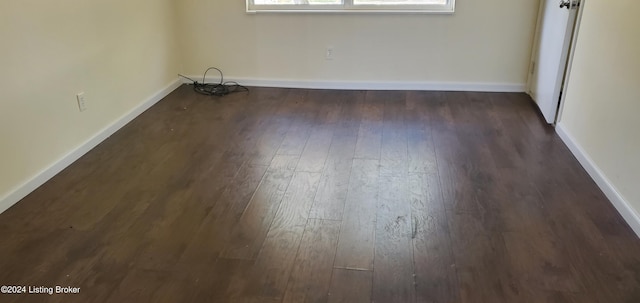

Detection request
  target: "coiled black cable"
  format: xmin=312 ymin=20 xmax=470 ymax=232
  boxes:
xmin=179 ymin=67 xmax=249 ymax=96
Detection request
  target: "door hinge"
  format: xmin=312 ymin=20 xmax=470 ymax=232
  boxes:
xmin=530 ymin=61 xmax=536 ymax=75
xmin=560 ymin=0 xmax=580 ymax=9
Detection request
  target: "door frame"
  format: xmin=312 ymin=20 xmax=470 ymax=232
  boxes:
xmin=555 ymin=0 xmax=586 ymax=122
xmin=527 ymin=0 xmax=586 ymax=124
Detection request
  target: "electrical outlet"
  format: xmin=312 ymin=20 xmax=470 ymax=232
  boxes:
xmin=325 ymin=47 xmax=334 ymax=60
xmin=76 ymin=92 xmax=87 ymax=112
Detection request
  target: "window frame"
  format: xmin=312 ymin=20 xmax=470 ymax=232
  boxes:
xmin=246 ymin=0 xmax=456 ymax=14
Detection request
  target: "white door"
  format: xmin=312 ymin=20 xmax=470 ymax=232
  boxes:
xmin=528 ymin=0 xmax=581 ymax=124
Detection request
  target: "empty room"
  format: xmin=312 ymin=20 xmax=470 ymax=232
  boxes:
xmin=1 ymin=0 xmax=639 ymax=302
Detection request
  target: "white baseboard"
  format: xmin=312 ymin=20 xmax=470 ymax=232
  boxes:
xmin=0 ymin=78 xmax=182 ymax=215
xmin=182 ymin=76 xmax=526 ymax=93
xmin=556 ymin=122 xmax=640 ymax=237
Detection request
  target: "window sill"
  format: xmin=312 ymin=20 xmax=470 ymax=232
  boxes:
xmin=246 ymin=9 xmax=455 ymax=14
xmin=246 ymin=1 xmax=456 ymax=14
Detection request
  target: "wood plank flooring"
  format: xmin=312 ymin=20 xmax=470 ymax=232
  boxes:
xmin=1 ymin=86 xmax=640 ymax=303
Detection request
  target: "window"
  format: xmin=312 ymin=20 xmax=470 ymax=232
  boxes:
xmin=246 ymin=0 xmax=455 ymax=13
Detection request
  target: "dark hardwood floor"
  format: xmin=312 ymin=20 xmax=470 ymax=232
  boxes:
xmin=1 ymin=85 xmax=640 ymax=302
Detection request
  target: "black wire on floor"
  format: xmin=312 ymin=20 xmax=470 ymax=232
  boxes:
xmin=179 ymin=67 xmax=249 ymax=97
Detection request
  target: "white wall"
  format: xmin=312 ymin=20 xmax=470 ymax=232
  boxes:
xmin=176 ymin=0 xmax=540 ymax=87
xmin=558 ymin=0 xmax=640 ymax=232
xmin=0 ymin=0 xmax=181 ymax=209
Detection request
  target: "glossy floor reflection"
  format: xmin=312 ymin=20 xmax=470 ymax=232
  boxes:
xmin=1 ymin=86 xmax=639 ymax=303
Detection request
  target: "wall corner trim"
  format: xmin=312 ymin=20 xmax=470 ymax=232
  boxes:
xmin=0 ymin=79 xmax=182 ymax=215
xmin=556 ymin=122 xmax=640 ymax=238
